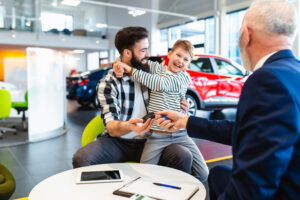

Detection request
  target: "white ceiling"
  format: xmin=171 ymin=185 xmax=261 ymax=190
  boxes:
xmin=1 ymin=0 xmax=250 ymax=18
xmin=0 ymin=0 xmax=251 ymax=30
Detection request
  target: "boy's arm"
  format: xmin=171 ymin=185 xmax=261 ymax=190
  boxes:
xmin=113 ymin=59 xmax=157 ymax=78
xmin=113 ymin=60 xmax=181 ymax=92
xmin=147 ymin=60 xmax=159 ymax=74
xmin=131 ymin=67 xmax=190 ymax=92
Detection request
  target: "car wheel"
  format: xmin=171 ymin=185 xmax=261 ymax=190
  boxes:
xmin=209 ymin=110 xmax=226 ymax=120
xmin=186 ymin=94 xmax=197 ymax=116
xmin=78 ymin=99 xmax=92 ymax=107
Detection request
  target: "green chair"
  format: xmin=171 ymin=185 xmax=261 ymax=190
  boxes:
xmin=12 ymin=91 xmax=28 ymax=130
xmin=81 ymin=115 xmax=105 ymax=147
xmin=0 ymin=163 xmax=16 ymax=200
xmin=80 ymin=115 xmax=137 ymax=163
xmin=0 ymin=89 xmax=17 ymax=139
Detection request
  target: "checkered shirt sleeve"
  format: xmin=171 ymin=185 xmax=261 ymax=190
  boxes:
xmin=96 ymin=69 xmax=149 ymax=129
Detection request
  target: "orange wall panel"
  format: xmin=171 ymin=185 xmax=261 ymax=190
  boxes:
xmin=0 ymin=50 xmax=27 ymax=81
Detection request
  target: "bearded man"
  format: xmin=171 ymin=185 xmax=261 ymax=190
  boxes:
xmin=72 ymin=27 xmax=193 ymax=174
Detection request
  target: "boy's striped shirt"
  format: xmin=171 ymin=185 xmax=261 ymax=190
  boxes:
xmin=132 ymin=60 xmax=190 ymax=131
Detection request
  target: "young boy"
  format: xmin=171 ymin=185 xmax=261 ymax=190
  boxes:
xmin=114 ymin=40 xmax=209 ymax=182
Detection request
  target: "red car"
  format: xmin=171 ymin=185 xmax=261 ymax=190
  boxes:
xmin=149 ymin=55 xmax=249 ymax=117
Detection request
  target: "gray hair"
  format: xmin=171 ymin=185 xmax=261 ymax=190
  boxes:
xmin=248 ymin=0 xmax=298 ymax=36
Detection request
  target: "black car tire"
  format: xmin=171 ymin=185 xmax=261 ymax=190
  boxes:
xmin=186 ymin=94 xmax=198 ymax=116
xmin=209 ymin=110 xmax=226 ymax=120
xmin=78 ymin=99 xmax=92 ymax=107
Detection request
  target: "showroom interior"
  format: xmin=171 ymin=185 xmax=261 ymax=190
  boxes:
xmin=0 ymin=0 xmax=299 ymax=199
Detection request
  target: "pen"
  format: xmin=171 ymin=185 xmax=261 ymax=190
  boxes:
xmin=153 ymin=182 xmax=181 ymax=190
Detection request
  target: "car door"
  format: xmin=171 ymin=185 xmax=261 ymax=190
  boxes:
xmin=212 ymin=58 xmax=244 ymax=99
xmin=186 ymin=57 xmax=220 ymax=101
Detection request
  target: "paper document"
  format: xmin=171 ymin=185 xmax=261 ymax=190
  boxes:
xmin=113 ymin=177 xmax=199 ymax=200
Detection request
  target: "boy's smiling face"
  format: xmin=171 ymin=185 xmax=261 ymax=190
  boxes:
xmin=167 ymin=47 xmax=191 ymax=73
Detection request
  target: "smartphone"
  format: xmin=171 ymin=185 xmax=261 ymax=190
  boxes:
xmin=76 ymin=170 xmax=123 ymax=184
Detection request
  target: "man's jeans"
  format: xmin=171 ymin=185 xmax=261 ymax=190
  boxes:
xmin=73 ymin=135 xmax=193 ymax=173
xmin=141 ymin=130 xmax=209 ymax=182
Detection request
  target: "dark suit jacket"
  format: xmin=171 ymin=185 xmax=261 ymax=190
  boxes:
xmin=187 ymin=49 xmax=300 ymax=199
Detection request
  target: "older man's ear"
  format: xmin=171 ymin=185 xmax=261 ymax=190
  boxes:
xmin=241 ymin=26 xmax=251 ymax=48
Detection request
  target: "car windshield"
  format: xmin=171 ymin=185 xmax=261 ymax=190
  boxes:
xmin=230 ymin=60 xmax=248 ymax=76
xmin=215 ymin=58 xmax=243 ymax=76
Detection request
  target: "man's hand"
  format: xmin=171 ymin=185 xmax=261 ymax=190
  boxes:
xmin=128 ymin=118 xmax=154 ymax=135
xmin=180 ymin=98 xmax=189 ymax=113
xmin=155 ymin=110 xmax=189 ymax=132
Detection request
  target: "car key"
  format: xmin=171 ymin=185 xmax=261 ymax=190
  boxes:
xmin=142 ymin=112 xmax=155 ymax=123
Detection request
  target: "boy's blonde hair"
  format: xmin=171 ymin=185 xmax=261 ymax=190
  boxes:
xmin=171 ymin=40 xmax=194 ymax=59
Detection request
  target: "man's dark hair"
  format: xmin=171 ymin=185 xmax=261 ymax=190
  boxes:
xmin=114 ymin=26 xmax=148 ymax=55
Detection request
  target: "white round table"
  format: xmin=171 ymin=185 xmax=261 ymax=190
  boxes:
xmin=29 ymin=163 xmax=206 ymax=200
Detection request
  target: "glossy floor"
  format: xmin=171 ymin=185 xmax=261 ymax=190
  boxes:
xmin=0 ymin=100 xmax=234 ymax=199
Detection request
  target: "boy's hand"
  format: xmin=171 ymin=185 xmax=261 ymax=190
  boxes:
xmin=128 ymin=118 xmax=154 ymax=135
xmin=113 ymin=60 xmax=132 ymax=78
xmin=113 ymin=60 xmax=124 ymax=78
xmin=180 ymin=98 xmax=189 ymax=113
xmin=122 ymin=64 xmax=132 ymax=74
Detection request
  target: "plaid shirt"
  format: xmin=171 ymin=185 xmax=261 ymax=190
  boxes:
xmin=96 ymin=69 xmax=149 ymax=135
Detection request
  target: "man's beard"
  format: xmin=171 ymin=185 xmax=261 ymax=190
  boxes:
xmin=130 ymin=53 xmax=150 ymax=72
xmin=238 ymin=32 xmax=252 ymax=72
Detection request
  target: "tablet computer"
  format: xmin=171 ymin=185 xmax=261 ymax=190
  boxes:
xmin=76 ymin=170 xmax=123 ymax=184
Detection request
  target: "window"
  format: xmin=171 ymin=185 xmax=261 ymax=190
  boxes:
xmin=0 ymin=6 xmax=5 ymax=28
xmin=159 ymin=28 xmax=169 ymax=55
xmin=215 ymin=59 xmax=243 ymax=76
xmin=100 ymin=51 xmax=109 ymax=65
xmin=87 ymin=52 xmax=99 ymax=71
xmin=227 ymin=9 xmax=247 ymax=65
xmin=159 ymin=17 xmax=215 ymax=55
xmin=190 ymin=58 xmax=213 ymax=73
xmin=205 ymin=17 xmax=215 ymax=54
xmin=41 ymin=12 xmax=73 ymax=31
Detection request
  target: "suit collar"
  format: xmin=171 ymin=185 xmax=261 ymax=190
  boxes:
xmin=264 ymin=49 xmax=295 ymax=65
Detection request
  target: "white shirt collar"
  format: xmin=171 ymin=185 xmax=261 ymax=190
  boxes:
xmin=253 ymin=51 xmax=277 ymax=71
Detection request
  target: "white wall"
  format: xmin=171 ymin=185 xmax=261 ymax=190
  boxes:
xmin=27 ymin=47 xmax=66 ymax=142
xmin=64 ymin=53 xmax=87 ymax=75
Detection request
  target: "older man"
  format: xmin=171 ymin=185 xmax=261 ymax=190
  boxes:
xmin=156 ymin=0 xmax=300 ymax=199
